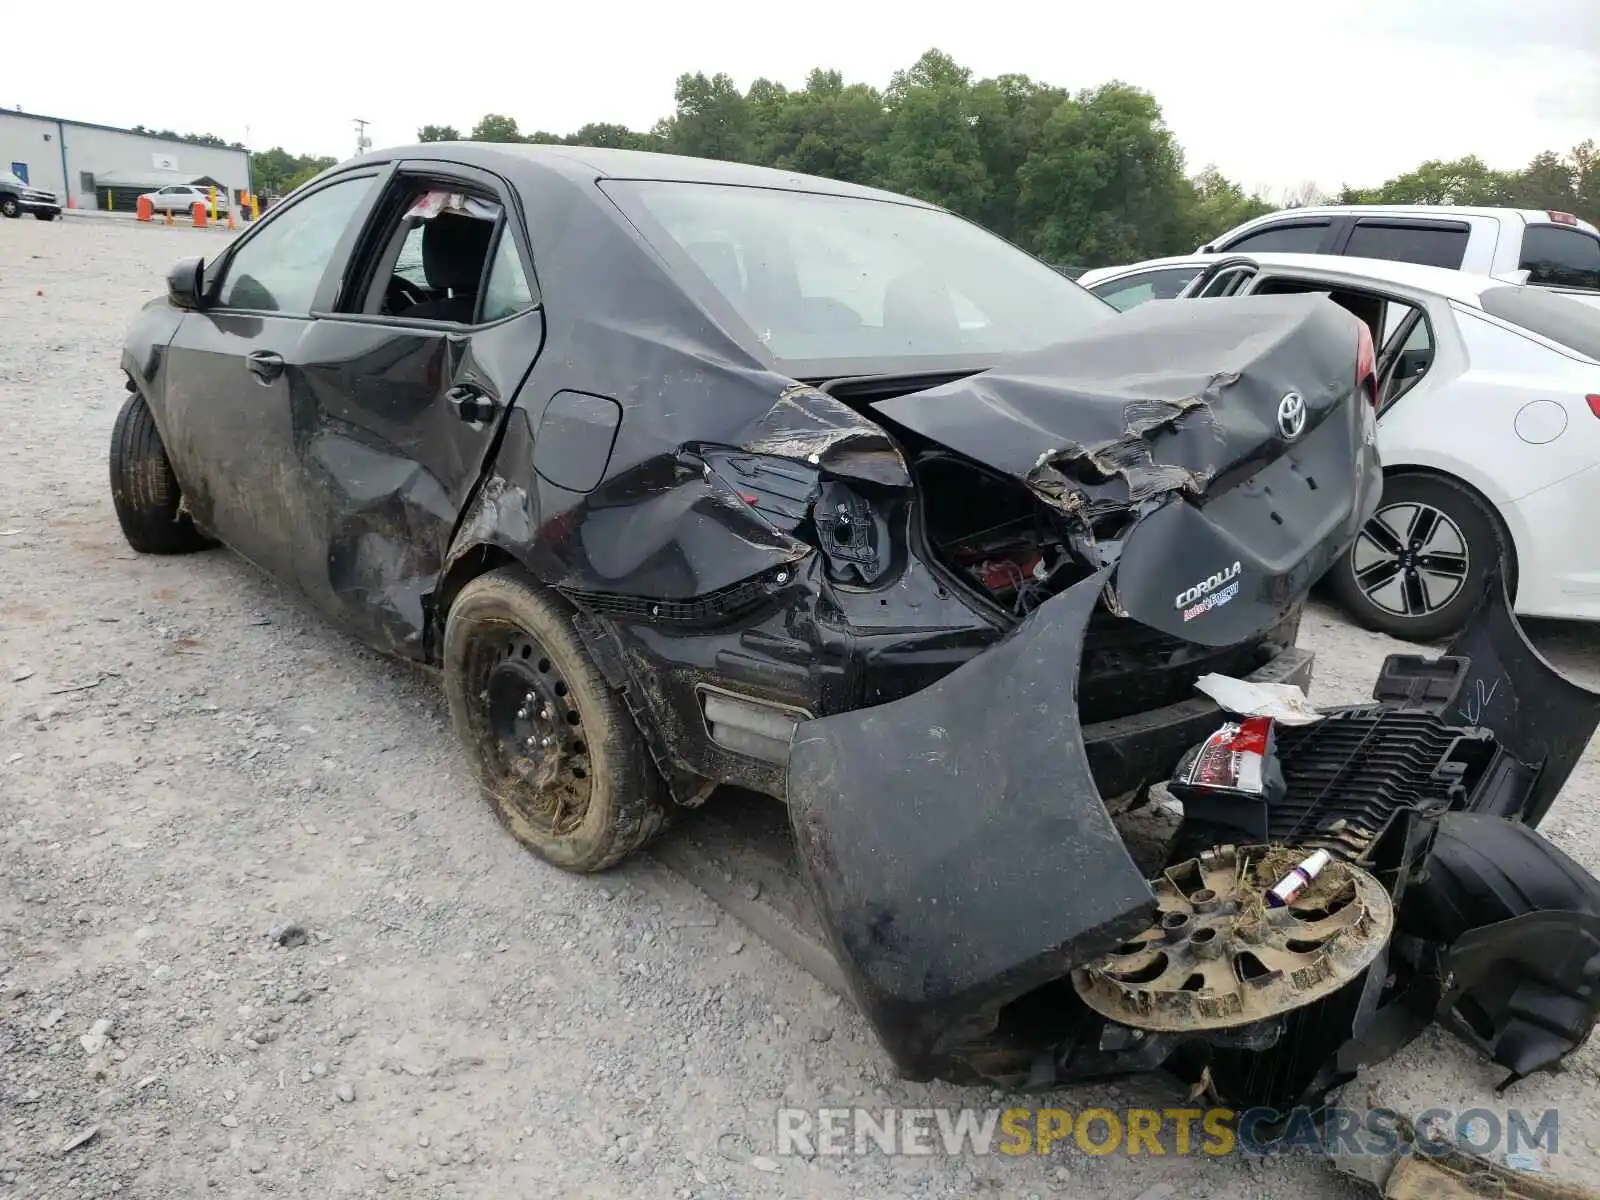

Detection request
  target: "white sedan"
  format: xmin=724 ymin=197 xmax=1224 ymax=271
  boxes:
xmin=138 ymin=184 xmax=231 ymax=215
xmin=1078 ymin=252 xmax=1600 ymax=639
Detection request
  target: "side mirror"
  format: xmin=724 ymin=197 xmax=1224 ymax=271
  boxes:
xmin=167 ymin=256 xmax=206 ymax=311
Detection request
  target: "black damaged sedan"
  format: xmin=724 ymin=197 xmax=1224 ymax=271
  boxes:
xmin=111 ymin=143 xmax=1379 ymax=871
xmin=112 ymin=145 xmax=1600 ymax=1116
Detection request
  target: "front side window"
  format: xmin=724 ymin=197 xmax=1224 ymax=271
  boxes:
xmin=1091 ymin=266 xmax=1203 ymax=311
xmin=1223 ymin=221 xmax=1331 ymax=253
xmin=1520 ymin=226 xmax=1600 ymax=290
xmin=1345 ymin=221 xmax=1469 ymax=269
xmin=216 ymin=175 xmax=376 ymax=314
xmin=601 ymin=180 xmax=1111 ymax=370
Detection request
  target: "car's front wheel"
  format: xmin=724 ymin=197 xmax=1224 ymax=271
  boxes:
xmin=1329 ymin=472 xmax=1510 ymax=642
xmin=35 ymin=211 xmax=57 ymax=221
xmin=443 ymin=568 xmax=671 ymax=873
xmin=1 ymin=197 xmax=19 ymax=218
xmin=108 ymin=391 xmax=217 ymax=555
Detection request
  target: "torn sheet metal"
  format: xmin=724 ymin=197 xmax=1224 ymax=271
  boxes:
xmin=870 ymin=294 xmax=1364 ymax=514
xmin=1194 ymin=672 xmax=1324 ymax=725
xmin=786 ymin=568 xmax=1155 ymax=1081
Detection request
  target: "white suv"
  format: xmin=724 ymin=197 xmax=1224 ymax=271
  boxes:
xmin=1201 ymin=205 xmax=1600 ymax=292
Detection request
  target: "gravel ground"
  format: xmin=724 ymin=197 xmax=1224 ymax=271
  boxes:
xmin=3 ymin=216 xmax=1600 ymax=1200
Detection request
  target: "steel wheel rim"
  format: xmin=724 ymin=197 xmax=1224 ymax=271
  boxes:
xmin=1350 ymin=501 xmax=1470 ymax=618
xmin=477 ymin=629 xmax=592 ymax=836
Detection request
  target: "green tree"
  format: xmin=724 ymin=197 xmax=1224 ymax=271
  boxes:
xmin=750 ymin=69 xmax=886 ymax=182
xmin=1016 ymin=83 xmax=1192 ymax=266
xmin=662 ymin=72 xmax=752 ymax=160
xmin=1185 ymin=166 xmax=1273 ymax=246
xmin=417 ymin=124 xmax=460 ymax=143
xmin=566 ymin=122 xmax=659 ymax=151
xmin=868 ymin=49 xmax=990 ymax=217
xmin=470 ymin=114 xmax=525 ymax=143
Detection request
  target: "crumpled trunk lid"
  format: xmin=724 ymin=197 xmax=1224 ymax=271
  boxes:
xmin=874 ymin=293 xmax=1382 ymax=647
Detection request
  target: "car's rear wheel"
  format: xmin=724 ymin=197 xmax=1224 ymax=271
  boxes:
xmin=443 ymin=568 xmax=670 ymax=873
xmin=1 ymin=197 xmax=19 ymax=218
xmin=1329 ymin=472 xmax=1510 ymax=642
xmin=108 ymin=391 xmax=217 ymax=555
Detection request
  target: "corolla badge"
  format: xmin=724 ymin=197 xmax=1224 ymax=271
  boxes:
xmin=1175 ymin=561 xmax=1243 ymax=620
xmin=1277 ymin=391 xmax=1307 ymax=440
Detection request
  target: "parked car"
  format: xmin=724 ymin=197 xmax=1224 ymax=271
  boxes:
xmin=0 ymin=170 xmax=61 ymax=220
xmin=1200 ymin=204 xmax=1600 ymax=292
xmin=109 ymin=144 xmax=1380 ymax=866
xmin=105 ymin=144 xmax=1600 ymax=1112
xmin=139 ymin=184 xmax=231 ymax=215
xmin=1083 ymin=250 xmax=1600 ymax=638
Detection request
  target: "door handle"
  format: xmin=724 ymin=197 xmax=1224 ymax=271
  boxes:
xmin=246 ymin=351 xmax=285 ymax=382
xmin=447 ymin=384 xmax=500 ymax=424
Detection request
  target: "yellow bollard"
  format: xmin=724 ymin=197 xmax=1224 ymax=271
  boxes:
xmin=208 ymin=185 xmax=217 ymax=224
xmin=104 ymin=190 xmax=112 ymax=211
xmin=250 ymin=193 xmax=261 ymax=222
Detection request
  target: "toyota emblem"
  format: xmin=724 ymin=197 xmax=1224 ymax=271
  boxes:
xmin=1277 ymin=392 xmax=1307 ymax=441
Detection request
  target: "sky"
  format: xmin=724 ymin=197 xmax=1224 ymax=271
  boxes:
xmin=10 ymin=0 xmax=1598 ymax=196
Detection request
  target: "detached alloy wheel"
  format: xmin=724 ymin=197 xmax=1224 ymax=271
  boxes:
xmin=443 ymin=568 xmax=670 ymax=873
xmin=1330 ymin=473 xmax=1509 ymax=642
xmin=108 ymin=391 xmax=217 ymax=555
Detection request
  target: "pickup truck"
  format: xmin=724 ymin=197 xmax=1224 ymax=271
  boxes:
xmin=0 ymin=171 xmax=61 ymax=220
xmin=1201 ymin=204 xmax=1600 ymax=292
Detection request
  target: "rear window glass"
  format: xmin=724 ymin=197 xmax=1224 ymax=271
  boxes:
xmin=1519 ymin=225 xmax=1600 ymax=291
xmin=1222 ymin=222 xmax=1330 ymax=253
xmin=1345 ymin=221 xmax=1469 ymax=269
xmin=600 ymin=179 xmax=1112 ymax=372
xmin=1479 ymin=286 xmax=1600 ymax=360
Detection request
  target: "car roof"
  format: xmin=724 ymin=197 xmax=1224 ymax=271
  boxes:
xmin=1214 ymin=203 xmax=1599 ymax=233
xmin=333 ymin=142 xmax=935 ymax=208
xmin=1083 ymin=251 xmax=1507 ymax=307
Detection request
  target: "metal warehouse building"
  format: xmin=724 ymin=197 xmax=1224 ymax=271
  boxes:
xmin=0 ymin=109 xmax=252 ymax=212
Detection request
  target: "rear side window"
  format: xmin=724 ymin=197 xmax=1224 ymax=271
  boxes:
xmin=1221 ymin=221 xmax=1331 ymax=253
xmin=1345 ymin=221 xmax=1469 ymax=269
xmin=1520 ymin=226 xmax=1600 ymax=290
xmin=1479 ymin=286 xmax=1600 ymax=358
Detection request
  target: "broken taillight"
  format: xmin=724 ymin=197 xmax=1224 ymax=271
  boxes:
xmin=1356 ymin=322 xmax=1377 ymax=408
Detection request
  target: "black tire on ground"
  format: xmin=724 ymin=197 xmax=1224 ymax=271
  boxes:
xmin=35 ymin=211 xmax=57 ymax=221
xmin=443 ymin=568 xmax=671 ymax=873
xmin=1328 ymin=472 xmax=1511 ymax=642
xmin=1 ymin=197 xmax=19 ymax=218
xmin=108 ymin=391 xmax=216 ymax=555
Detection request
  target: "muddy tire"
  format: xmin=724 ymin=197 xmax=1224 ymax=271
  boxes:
xmin=1328 ymin=472 xmax=1510 ymax=643
xmin=108 ymin=391 xmax=216 ymax=555
xmin=443 ymin=568 xmax=670 ymax=873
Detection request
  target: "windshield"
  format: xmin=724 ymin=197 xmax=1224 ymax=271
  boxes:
xmin=0 ymin=172 xmax=26 ymax=189
xmin=1480 ymin=286 xmax=1600 ymax=361
xmin=601 ymin=180 xmax=1113 ymax=373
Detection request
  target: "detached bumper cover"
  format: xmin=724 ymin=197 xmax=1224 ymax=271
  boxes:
xmin=787 ymin=568 xmax=1157 ymax=1080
